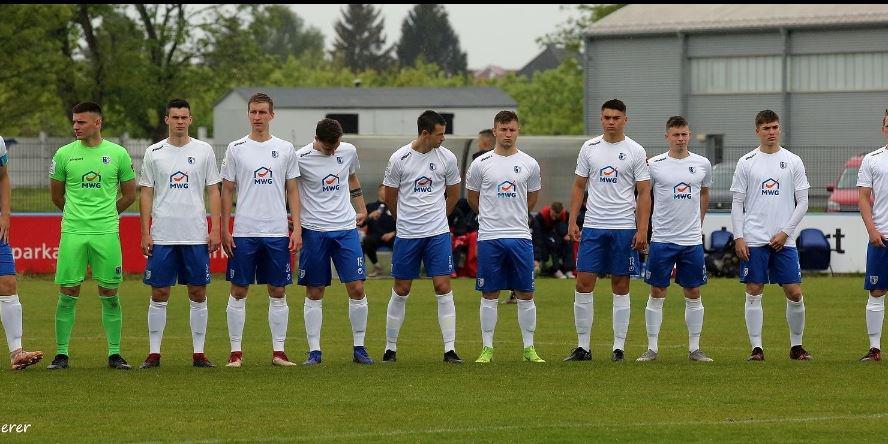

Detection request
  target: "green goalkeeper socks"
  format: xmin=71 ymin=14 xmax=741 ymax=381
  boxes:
xmin=101 ymin=295 xmax=123 ymax=356
xmin=55 ymin=294 xmax=78 ymax=356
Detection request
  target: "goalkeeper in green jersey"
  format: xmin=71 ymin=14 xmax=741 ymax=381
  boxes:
xmin=47 ymin=102 xmax=137 ymax=370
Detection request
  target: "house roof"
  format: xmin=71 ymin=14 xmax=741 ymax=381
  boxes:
xmin=586 ymin=4 xmax=888 ymax=37
xmin=222 ymin=87 xmax=517 ymax=109
xmin=518 ymin=45 xmax=580 ymax=78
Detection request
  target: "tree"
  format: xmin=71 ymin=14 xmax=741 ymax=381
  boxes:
xmin=331 ymin=4 xmax=392 ymax=72
xmin=396 ymin=5 xmax=467 ymax=76
xmin=538 ymin=4 xmax=625 ymax=53
xmin=249 ymin=5 xmax=324 ymax=62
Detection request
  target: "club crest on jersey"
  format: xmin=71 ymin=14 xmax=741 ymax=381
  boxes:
xmin=689 ymin=166 xmax=695 ymax=174
xmin=322 ymin=174 xmax=340 ymax=191
xmin=871 ymin=276 xmax=879 ymax=285
xmin=780 ymin=161 xmax=787 ymax=169
xmin=336 ymin=156 xmax=343 ymax=164
xmin=619 ymin=153 xmax=626 ymax=160
xmin=81 ymin=171 xmax=102 ymax=188
xmin=761 ymin=178 xmax=780 ymax=195
xmin=429 ymin=162 xmax=436 ymax=171
xmin=187 ymin=156 xmax=195 ymax=164
xmin=102 ymin=156 xmax=110 ymax=164
xmin=169 ymin=171 xmax=189 ymax=189
xmin=413 ymin=176 xmax=433 ymax=192
xmin=497 ymin=180 xmax=517 ymax=198
xmin=599 ymin=166 xmax=618 ymax=183
xmin=673 ymin=182 xmax=692 ymax=199
xmin=514 ymin=166 xmax=521 ymax=173
xmin=272 ymin=150 xmax=278 ymax=158
xmin=253 ymin=167 xmax=273 ymax=184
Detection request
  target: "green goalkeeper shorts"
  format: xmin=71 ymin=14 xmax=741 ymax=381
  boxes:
xmin=55 ymin=232 xmax=123 ymax=289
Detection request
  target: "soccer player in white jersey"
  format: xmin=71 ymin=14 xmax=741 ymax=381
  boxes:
xmin=636 ymin=116 xmax=713 ymax=362
xmin=138 ymin=99 xmax=221 ymax=369
xmin=296 ymin=118 xmax=373 ymax=365
xmin=856 ymin=109 xmax=888 ymax=362
xmin=220 ymin=92 xmax=302 ymax=367
xmin=0 ymin=136 xmax=43 ymax=370
xmin=381 ymin=110 xmax=462 ymax=363
xmin=565 ymin=99 xmax=651 ymax=363
xmin=466 ymin=110 xmax=544 ymax=363
xmin=731 ymin=110 xmax=812 ymax=361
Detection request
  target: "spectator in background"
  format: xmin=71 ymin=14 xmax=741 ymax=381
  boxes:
xmin=362 ymin=184 xmax=396 ymax=277
xmin=471 ymin=129 xmax=496 ymax=160
xmin=532 ymin=201 xmax=575 ymax=279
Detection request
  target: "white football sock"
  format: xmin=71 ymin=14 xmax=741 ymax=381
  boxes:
xmin=685 ymin=297 xmax=704 ymax=352
xmin=226 ymin=295 xmax=246 ymax=352
xmin=349 ymin=296 xmax=368 ymax=347
xmin=0 ymin=295 xmax=23 ymax=352
xmin=437 ymin=292 xmax=457 ymax=352
xmin=147 ymin=300 xmax=167 ymax=354
xmin=480 ymin=298 xmax=498 ymax=348
xmin=612 ymin=293 xmax=631 ymax=351
xmin=304 ymin=298 xmax=323 ymax=351
xmin=645 ymin=295 xmax=664 ymax=353
xmin=866 ymin=295 xmax=885 ymax=349
xmin=745 ymin=293 xmax=763 ymax=349
xmin=189 ymin=300 xmax=208 ymax=354
xmin=786 ymin=296 xmax=805 ymax=347
xmin=268 ymin=296 xmax=289 ymax=352
xmin=386 ymin=290 xmax=408 ymax=351
xmin=574 ymin=291 xmax=593 ymax=350
xmin=517 ymin=298 xmax=537 ymax=348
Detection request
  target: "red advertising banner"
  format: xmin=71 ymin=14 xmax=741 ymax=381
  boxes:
xmin=9 ymin=214 xmax=231 ymax=274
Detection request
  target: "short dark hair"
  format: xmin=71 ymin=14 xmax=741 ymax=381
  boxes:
xmin=493 ymin=110 xmax=519 ymax=126
xmin=72 ymin=101 xmax=102 ymax=117
xmin=316 ymin=118 xmax=343 ymax=144
xmin=551 ymin=202 xmax=564 ymax=213
xmin=417 ymin=110 xmax=446 ymax=135
xmin=166 ymin=98 xmax=191 ymax=113
xmin=248 ymin=92 xmax=274 ymax=112
xmin=478 ymin=128 xmax=494 ymax=138
xmin=755 ymin=110 xmax=780 ymax=127
xmin=601 ymin=99 xmax=626 ymax=113
xmin=666 ymin=115 xmax=689 ymax=130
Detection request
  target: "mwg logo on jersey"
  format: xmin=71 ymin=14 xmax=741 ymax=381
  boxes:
xmin=322 ymin=174 xmax=340 ymax=191
xmin=761 ymin=178 xmax=780 ymax=195
xmin=81 ymin=171 xmax=101 ymax=188
xmin=169 ymin=171 xmax=189 ymax=189
xmin=599 ymin=166 xmax=618 ymax=183
xmin=497 ymin=181 xmax=517 ymax=198
xmin=253 ymin=167 xmax=273 ymax=185
xmin=673 ymin=182 xmax=692 ymax=199
xmin=413 ymin=176 xmax=433 ymax=192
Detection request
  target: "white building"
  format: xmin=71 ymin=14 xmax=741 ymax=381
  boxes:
xmin=213 ymin=87 xmax=517 ymax=145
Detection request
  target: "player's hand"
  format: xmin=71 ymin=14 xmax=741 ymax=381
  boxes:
xmin=369 ymin=209 xmax=382 ymax=220
xmin=735 ymin=237 xmax=750 ymax=261
xmin=382 ymin=232 xmax=395 ymax=243
xmin=632 ymin=229 xmax=648 ymax=252
xmin=208 ymin=230 xmax=221 ymax=254
xmin=0 ymin=214 xmax=9 ymax=244
xmin=356 ymin=211 xmax=367 ymax=227
xmin=222 ymin=232 xmax=235 ymax=257
xmin=289 ymin=231 xmax=302 ymax=253
xmin=568 ymin=222 xmax=581 ymax=242
xmin=141 ymin=233 xmax=153 ymax=257
xmin=769 ymin=231 xmax=789 ymax=251
xmin=868 ymin=228 xmax=887 ymax=247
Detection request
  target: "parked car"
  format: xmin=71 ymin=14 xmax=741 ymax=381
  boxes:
xmin=826 ymin=155 xmax=867 ymax=212
xmin=708 ymin=161 xmax=736 ymax=211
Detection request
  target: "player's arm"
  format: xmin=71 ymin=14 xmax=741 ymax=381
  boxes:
xmin=860 ymin=186 xmax=884 ymax=247
xmin=383 ymin=185 xmax=398 ymax=221
xmin=633 ymin=179 xmax=652 ymax=251
xmin=348 ymin=173 xmax=367 ymax=226
xmin=699 ymin=186 xmax=710 ymax=224
xmin=207 ymin=183 xmax=222 ymax=253
xmin=50 ymin=179 xmax=65 ymax=211
xmin=445 ymin=183 xmax=460 ymax=216
xmin=527 ymin=190 xmax=539 ymax=212
xmin=139 ymin=186 xmax=154 ymax=256
xmin=731 ymin=192 xmax=749 ymax=260
xmin=0 ymin=164 xmax=10 ymax=243
xmin=286 ymin=178 xmax=302 ymax=252
xmin=221 ymin=179 xmax=236 ymax=256
xmin=467 ymin=189 xmax=480 ymax=214
xmin=117 ymin=179 xmax=136 ymax=213
xmin=568 ymin=175 xmax=587 ymax=242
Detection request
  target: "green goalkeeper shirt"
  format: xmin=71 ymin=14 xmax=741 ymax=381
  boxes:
xmin=50 ymin=139 xmax=136 ymax=234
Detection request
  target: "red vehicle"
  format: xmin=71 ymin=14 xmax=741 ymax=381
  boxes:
xmin=826 ymin=155 xmax=871 ymax=212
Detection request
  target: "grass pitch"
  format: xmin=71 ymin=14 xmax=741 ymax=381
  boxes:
xmin=1 ymin=275 xmax=886 ymax=442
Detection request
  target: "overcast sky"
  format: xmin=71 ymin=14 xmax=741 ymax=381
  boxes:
xmin=289 ymin=4 xmax=573 ymax=71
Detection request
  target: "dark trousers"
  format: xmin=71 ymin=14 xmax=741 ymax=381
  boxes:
xmin=362 ymin=233 xmax=394 ymax=265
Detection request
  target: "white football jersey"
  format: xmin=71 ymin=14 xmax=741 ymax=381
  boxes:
xmin=295 ymin=142 xmax=360 ymax=232
xmin=857 ymin=146 xmax=888 ymax=236
xmin=730 ymin=147 xmax=810 ymax=248
xmin=465 ymin=150 xmax=541 ymax=241
xmin=220 ymin=135 xmax=299 ymax=237
xmin=575 ymin=135 xmax=650 ymax=230
xmin=383 ymin=143 xmax=461 ymax=239
xmin=648 ymin=152 xmax=712 ymax=246
xmin=0 ymin=136 xmax=7 ymax=165
xmin=140 ymin=138 xmax=221 ymax=244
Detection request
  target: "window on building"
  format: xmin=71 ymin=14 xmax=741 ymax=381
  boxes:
xmin=325 ymin=114 xmax=359 ymax=134
xmin=790 ymin=52 xmax=888 ymax=92
xmin=441 ymin=113 xmax=454 ymax=134
xmin=690 ymin=56 xmax=783 ymax=94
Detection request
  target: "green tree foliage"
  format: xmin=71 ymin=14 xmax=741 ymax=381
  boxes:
xmin=396 ymin=5 xmax=467 ymax=76
xmin=249 ymin=5 xmax=325 ymax=62
xmin=538 ymin=4 xmax=625 ymax=52
xmin=332 ymin=5 xmax=392 ymax=72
